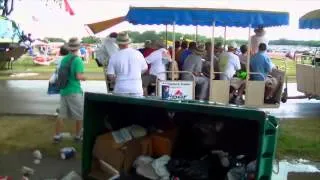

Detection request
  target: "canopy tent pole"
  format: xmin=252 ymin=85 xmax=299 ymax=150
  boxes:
xmin=165 ymin=24 xmax=168 ymax=48
xmin=171 ymin=21 xmax=176 ymax=80
xmin=195 ymin=25 xmax=198 ymax=42
xmin=209 ymin=20 xmax=216 ymax=100
xmin=246 ymin=25 xmax=252 ymax=84
xmin=223 ymin=26 xmax=227 ymax=50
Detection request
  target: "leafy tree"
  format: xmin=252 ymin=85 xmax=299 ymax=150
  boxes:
xmin=140 ymin=31 xmax=159 ymax=41
xmin=44 ymin=37 xmax=66 ymax=43
xmin=124 ymin=30 xmax=320 ymax=47
xmin=127 ymin=31 xmax=141 ymax=43
xmin=81 ymin=36 xmax=101 ymax=44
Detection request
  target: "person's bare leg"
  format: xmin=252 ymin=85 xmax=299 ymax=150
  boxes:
xmin=55 ymin=118 xmax=64 ymax=136
xmin=53 ymin=118 xmax=64 ymax=143
xmin=54 ymin=96 xmax=66 ymax=143
xmin=75 ymin=120 xmax=82 ymax=137
xmin=143 ymin=86 xmax=149 ymax=96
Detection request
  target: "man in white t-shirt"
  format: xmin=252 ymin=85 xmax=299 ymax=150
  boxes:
xmin=146 ymin=40 xmax=172 ymax=81
xmin=107 ymin=32 xmax=148 ymax=97
xmin=218 ymin=42 xmax=241 ymax=80
xmin=219 ymin=42 xmax=245 ymax=104
xmin=141 ymin=40 xmax=171 ymax=95
xmin=250 ymin=27 xmax=268 ymax=55
xmin=96 ymin=32 xmax=119 ymax=67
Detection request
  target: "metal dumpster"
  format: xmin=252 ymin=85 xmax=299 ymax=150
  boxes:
xmin=82 ymin=92 xmax=279 ymax=180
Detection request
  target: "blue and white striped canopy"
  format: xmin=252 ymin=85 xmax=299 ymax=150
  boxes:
xmin=299 ymin=9 xmax=320 ymax=29
xmin=125 ymin=7 xmax=289 ymax=28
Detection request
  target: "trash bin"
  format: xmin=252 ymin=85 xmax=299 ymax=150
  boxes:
xmin=82 ymin=92 xmax=279 ymax=180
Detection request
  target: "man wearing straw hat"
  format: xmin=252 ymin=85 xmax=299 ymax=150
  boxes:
xmin=54 ymin=37 xmax=86 ymax=143
xmin=182 ymin=44 xmax=209 ymax=100
xmin=250 ymin=26 xmax=269 ymax=55
xmin=107 ymin=32 xmax=148 ymax=97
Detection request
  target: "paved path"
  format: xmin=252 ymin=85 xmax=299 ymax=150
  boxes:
xmin=0 ymin=80 xmax=107 ymax=115
xmin=0 ymin=80 xmax=319 ymax=119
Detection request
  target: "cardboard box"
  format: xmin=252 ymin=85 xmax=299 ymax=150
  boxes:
xmin=89 ymin=159 xmax=113 ymax=180
xmin=151 ymin=128 xmax=178 ymax=157
xmin=92 ymin=133 xmax=152 ymax=173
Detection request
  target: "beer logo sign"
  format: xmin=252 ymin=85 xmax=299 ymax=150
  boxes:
xmin=159 ymin=81 xmax=193 ymax=100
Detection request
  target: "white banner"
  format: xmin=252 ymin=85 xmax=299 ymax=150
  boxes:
xmin=158 ymin=80 xmax=194 ymax=100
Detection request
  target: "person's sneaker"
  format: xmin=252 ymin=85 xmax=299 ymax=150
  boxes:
xmin=53 ymin=134 xmax=62 ymax=144
xmin=74 ymin=136 xmax=82 ymax=143
xmin=54 ymin=108 xmax=60 ymax=116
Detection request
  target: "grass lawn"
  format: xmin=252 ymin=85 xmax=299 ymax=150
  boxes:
xmin=0 ymin=55 xmax=105 ymax=80
xmin=277 ymin=119 xmax=320 ymax=161
xmin=0 ymin=115 xmax=82 ymax=158
xmin=0 ymin=115 xmax=319 ymax=161
xmin=0 ymin=55 xmax=298 ymax=82
xmin=8 ymin=55 xmax=102 ymax=73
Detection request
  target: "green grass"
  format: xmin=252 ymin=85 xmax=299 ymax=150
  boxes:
xmin=271 ymin=58 xmax=297 ymax=83
xmin=0 ymin=55 xmax=299 ymax=81
xmin=0 ymin=115 xmax=82 ymax=158
xmin=0 ymin=115 xmax=319 ymax=161
xmin=277 ymin=119 xmax=320 ymax=161
xmin=272 ymin=58 xmax=296 ymax=77
xmin=0 ymin=55 xmax=105 ymax=80
xmin=8 ymin=55 xmax=103 ymax=73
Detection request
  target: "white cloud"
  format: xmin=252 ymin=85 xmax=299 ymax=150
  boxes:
xmin=9 ymin=0 xmax=320 ymax=40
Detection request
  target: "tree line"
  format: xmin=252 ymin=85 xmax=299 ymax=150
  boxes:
xmin=45 ymin=31 xmax=320 ymax=47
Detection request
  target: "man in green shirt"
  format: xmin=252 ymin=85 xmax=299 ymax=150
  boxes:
xmin=54 ymin=37 xmax=86 ymax=143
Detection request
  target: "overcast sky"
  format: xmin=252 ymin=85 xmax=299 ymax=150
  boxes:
xmin=9 ymin=0 xmax=320 ymax=40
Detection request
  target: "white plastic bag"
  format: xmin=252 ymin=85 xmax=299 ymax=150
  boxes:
xmin=49 ymin=72 xmax=57 ymax=83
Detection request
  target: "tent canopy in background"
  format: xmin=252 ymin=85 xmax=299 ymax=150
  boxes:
xmin=86 ymin=6 xmax=289 ymax=34
xmin=299 ymin=9 xmax=320 ymax=29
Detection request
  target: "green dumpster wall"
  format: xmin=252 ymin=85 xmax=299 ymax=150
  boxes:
xmin=82 ymin=92 xmax=279 ymax=180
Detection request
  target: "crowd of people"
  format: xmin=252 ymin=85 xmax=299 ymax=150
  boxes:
xmin=91 ymin=27 xmax=279 ymax=103
xmin=51 ymin=27 xmax=280 ymax=143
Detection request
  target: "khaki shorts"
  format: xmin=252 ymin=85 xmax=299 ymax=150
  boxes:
xmin=59 ymin=94 xmax=84 ymax=121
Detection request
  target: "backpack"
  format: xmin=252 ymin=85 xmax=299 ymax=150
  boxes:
xmin=56 ymin=55 xmax=77 ymax=89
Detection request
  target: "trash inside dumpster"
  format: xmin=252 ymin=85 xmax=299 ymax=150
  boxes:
xmin=82 ymin=93 xmax=279 ymax=180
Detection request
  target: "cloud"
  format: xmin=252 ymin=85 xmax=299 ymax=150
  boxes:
xmin=9 ymin=0 xmax=320 ymax=40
